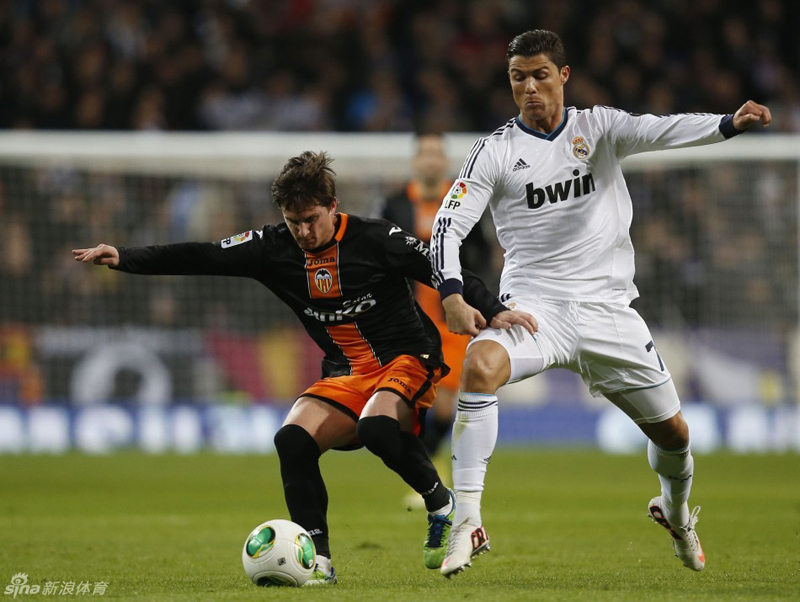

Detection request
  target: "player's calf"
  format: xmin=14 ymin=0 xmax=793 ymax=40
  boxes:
xmin=273 ymin=425 xmax=331 ymax=558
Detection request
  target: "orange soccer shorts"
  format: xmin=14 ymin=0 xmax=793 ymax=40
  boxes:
xmin=301 ymin=354 xmax=443 ymax=436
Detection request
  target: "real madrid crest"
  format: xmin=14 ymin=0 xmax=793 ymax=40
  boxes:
xmin=572 ymin=136 xmax=590 ymax=160
xmin=315 ymin=268 xmax=333 ymax=293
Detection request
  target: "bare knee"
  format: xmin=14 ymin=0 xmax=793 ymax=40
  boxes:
xmin=461 ymin=341 xmax=510 ymax=393
xmin=641 ymin=412 xmax=690 ymax=450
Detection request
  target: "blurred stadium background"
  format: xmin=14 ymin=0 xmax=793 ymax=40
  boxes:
xmin=0 ymin=0 xmax=798 ymax=455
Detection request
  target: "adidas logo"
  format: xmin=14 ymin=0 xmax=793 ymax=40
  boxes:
xmin=513 ymin=158 xmax=530 ymax=171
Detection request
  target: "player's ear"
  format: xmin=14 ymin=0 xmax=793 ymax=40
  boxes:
xmin=330 ymin=197 xmax=338 ymax=213
xmin=560 ymin=65 xmax=570 ymax=85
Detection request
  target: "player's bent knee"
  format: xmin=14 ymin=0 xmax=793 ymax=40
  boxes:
xmin=665 ymin=417 xmax=690 ymax=449
xmin=274 ymin=424 xmax=321 ymax=462
xmin=461 ymin=341 xmax=510 ymax=392
xmin=645 ymin=414 xmax=690 ymax=450
xmin=356 ymin=415 xmax=401 ymax=455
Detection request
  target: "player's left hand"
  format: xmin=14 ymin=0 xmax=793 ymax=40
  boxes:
xmin=733 ymin=100 xmax=771 ymax=130
xmin=490 ymin=309 xmax=538 ymax=335
xmin=72 ymin=243 xmax=120 ymax=267
xmin=442 ymin=294 xmax=486 ymax=336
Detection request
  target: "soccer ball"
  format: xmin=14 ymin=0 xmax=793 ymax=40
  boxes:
xmin=242 ymin=519 xmax=316 ymax=587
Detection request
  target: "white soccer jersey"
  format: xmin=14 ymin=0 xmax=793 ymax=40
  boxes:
xmin=431 ymin=106 xmax=742 ymax=302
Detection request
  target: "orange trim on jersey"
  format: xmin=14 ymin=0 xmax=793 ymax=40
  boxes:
xmin=334 ymin=212 xmax=349 ymax=242
xmin=325 ymin=322 xmax=381 ymax=375
xmin=303 ymin=214 xmax=348 ymax=298
xmin=304 ymin=244 xmax=341 ymax=299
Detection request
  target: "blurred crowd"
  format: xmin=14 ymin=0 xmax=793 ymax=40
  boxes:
xmin=1 ymin=0 xmax=798 ymax=404
xmin=0 ymin=160 xmax=795 ymax=331
xmin=628 ymin=165 xmax=797 ymax=331
xmin=0 ymin=165 xmax=286 ymax=328
xmin=1 ymin=0 xmax=799 ymax=133
xmin=1 ymin=159 xmax=796 ymax=403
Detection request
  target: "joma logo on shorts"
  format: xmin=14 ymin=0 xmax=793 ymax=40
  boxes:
xmin=387 ymin=377 xmax=411 ymax=393
xmin=525 ymin=169 xmax=596 ymax=209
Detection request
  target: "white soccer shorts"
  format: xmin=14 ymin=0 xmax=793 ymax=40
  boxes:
xmin=469 ymin=296 xmax=680 ymax=424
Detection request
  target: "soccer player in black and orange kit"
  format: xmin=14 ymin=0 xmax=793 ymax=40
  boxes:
xmin=73 ymin=151 xmax=535 ymax=585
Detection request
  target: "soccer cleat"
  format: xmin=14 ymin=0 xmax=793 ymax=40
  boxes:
xmin=440 ymin=519 xmax=490 ymax=578
xmin=648 ymin=496 xmax=705 ymax=571
xmin=423 ymin=489 xmax=456 ymax=569
xmin=303 ymin=556 xmax=337 ymax=586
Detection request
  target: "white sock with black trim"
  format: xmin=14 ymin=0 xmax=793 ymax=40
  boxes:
xmin=451 ymin=392 xmax=498 ymax=526
xmin=648 ymin=440 xmax=693 ymax=526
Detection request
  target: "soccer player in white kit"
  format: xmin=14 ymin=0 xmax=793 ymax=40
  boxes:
xmin=430 ymin=29 xmax=772 ymax=577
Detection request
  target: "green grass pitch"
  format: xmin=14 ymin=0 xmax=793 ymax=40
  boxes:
xmin=1 ymin=449 xmax=798 ymax=601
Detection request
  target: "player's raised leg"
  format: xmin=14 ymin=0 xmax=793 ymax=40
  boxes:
xmin=607 ymin=383 xmax=705 ymax=571
xmin=274 ymin=397 xmax=356 ymax=585
xmin=643 ymin=414 xmax=704 ymax=571
xmin=358 ymin=387 xmax=455 ymax=569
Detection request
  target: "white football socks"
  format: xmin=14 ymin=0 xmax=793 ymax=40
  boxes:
xmin=648 ymin=440 xmax=693 ymax=526
xmin=451 ymin=392 xmax=499 ymax=526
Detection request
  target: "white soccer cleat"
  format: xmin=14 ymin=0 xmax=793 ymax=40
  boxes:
xmin=440 ymin=520 xmax=490 ymax=578
xmin=648 ymin=496 xmax=705 ymax=571
xmin=303 ymin=555 xmax=337 ymax=586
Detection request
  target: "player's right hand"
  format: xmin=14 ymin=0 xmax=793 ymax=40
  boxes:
xmin=490 ymin=309 xmax=538 ymax=335
xmin=72 ymin=244 xmax=120 ymax=268
xmin=442 ymin=294 xmax=486 ymax=336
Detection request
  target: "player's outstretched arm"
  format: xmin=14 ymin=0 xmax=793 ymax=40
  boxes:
xmin=72 ymin=244 xmax=120 ymax=267
xmin=732 ymin=100 xmax=771 ymax=130
xmin=73 ymin=234 xmax=265 ymax=278
xmin=490 ymin=309 xmax=538 ymax=335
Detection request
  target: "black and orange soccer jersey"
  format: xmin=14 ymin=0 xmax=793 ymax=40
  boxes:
xmin=113 ymin=213 xmax=506 ymax=379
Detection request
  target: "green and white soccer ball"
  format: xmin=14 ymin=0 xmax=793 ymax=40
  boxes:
xmin=242 ymin=519 xmax=316 ymax=587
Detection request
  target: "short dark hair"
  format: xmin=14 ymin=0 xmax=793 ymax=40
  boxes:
xmin=272 ymin=151 xmax=337 ymax=213
xmin=506 ymin=30 xmax=567 ymax=69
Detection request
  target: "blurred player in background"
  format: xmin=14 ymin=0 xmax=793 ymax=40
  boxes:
xmin=430 ymin=29 xmax=772 ymax=577
xmin=74 ymin=151 xmax=534 ymax=584
xmin=376 ymin=133 xmax=494 ymax=505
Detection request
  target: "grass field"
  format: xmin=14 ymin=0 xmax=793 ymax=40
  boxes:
xmin=1 ymin=449 xmax=798 ymax=601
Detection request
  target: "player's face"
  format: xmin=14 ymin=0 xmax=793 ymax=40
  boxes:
xmin=508 ymin=54 xmax=569 ymax=131
xmin=413 ymin=135 xmax=448 ymax=187
xmin=282 ymin=199 xmax=338 ymax=251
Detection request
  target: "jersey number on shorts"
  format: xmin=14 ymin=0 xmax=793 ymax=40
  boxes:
xmin=645 ymin=340 xmax=665 ymax=371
